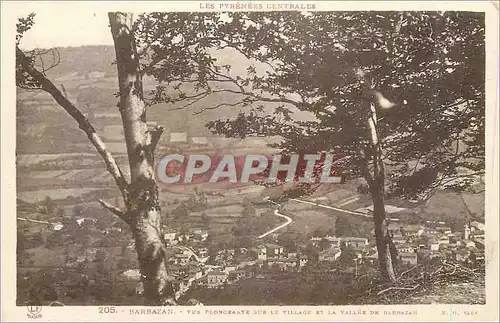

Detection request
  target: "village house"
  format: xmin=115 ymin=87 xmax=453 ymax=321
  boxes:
xmin=402 ymin=224 xmax=424 ymax=237
xmin=207 ymin=270 xmax=228 ymax=288
xmin=366 ymin=251 xmax=378 ymax=264
xmin=396 ymin=244 xmax=414 ymax=254
xmin=437 ymin=235 xmax=450 ymax=247
xmin=392 ymin=235 xmax=408 ymax=244
xmin=351 ymin=246 xmax=368 ymax=260
xmin=299 ymin=255 xmax=308 ymax=267
xmin=470 ymin=221 xmax=485 ymax=231
xmin=190 ymin=229 xmax=209 ymax=242
xmin=428 ymin=238 xmax=440 ymax=251
xmin=471 ymin=249 xmax=485 ymax=262
xmin=436 ymin=226 xmax=452 ymax=235
xmin=175 ymin=253 xmax=194 ymax=266
xmin=325 ymin=236 xmax=342 ymax=248
xmin=310 ymin=236 xmax=341 ymax=248
xmin=256 ymin=245 xmax=267 ymax=261
xmin=470 ymin=229 xmax=485 ymax=239
xmin=342 ymin=237 xmax=368 ymax=248
xmin=424 ymin=226 xmax=438 ymax=235
xmin=388 ymin=223 xmax=403 ymax=236
xmin=457 ymin=240 xmax=476 ymax=248
xmin=198 ymin=248 xmax=208 ymax=258
xmin=228 ymin=270 xmax=247 ymax=282
xmin=283 ymin=257 xmax=298 ymax=269
xmin=319 ymin=248 xmax=342 ymax=262
xmin=265 ymin=244 xmax=284 ymax=259
xmin=273 ymin=261 xmax=288 ymax=272
xmin=399 ymin=252 xmax=418 ymax=265
xmin=163 ymin=231 xmax=177 ymax=245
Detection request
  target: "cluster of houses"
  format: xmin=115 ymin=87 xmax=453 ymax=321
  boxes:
xmin=306 ymin=220 xmax=485 ymax=268
xmin=119 ymin=219 xmax=485 ymax=297
xmin=162 ymin=228 xmax=209 ymax=246
xmin=386 ymin=220 xmax=485 ymax=266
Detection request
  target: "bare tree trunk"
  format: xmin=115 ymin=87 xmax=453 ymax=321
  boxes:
xmin=17 ymin=12 xmax=173 ymax=305
xmin=366 ymin=101 xmax=397 ymax=283
xmin=108 ymin=12 xmax=173 ymax=305
xmin=371 ymin=181 xmax=397 ymax=283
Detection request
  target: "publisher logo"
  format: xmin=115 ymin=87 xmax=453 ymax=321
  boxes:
xmin=26 ymin=305 xmax=42 ymax=319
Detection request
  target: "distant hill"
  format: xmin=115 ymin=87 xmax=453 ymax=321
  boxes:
xmin=16 ymin=45 xmax=281 ymax=153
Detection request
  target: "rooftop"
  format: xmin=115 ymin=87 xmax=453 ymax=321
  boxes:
xmin=207 ymin=270 xmax=227 ymax=276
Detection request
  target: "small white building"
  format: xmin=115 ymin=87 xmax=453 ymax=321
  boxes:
xmin=438 ymin=235 xmax=450 ymax=247
xmin=257 ymin=245 xmax=267 ymax=261
xmin=207 ymin=271 xmax=228 ymax=288
xmin=470 ymin=221 xmax=485 ymax=231
xmin=163 ymin=231 xmax=177 ymax=244
xmin=428 ymin=239 xmax=440 ymax=251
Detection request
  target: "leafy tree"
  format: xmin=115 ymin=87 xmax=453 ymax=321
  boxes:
xmin=335 ymin=216 xmax=353 ymax=237
xmin=337 ymin=242 xmax=357 ymax=269
xmin=117 ymin=257 xmax=130 ymax=270
xmin=312 ymin=228 xmax=326 ymax=238
xmin=277 ymin=232 xmax=297 ymax=252
xmin=138 ymin=12 xmax=484 ymax=282
xmin=55 ymin=208 xmax=65 ymax=218
xmin=72 ymin=205 xmax=84 ymax=218
xmin=94 ymin=249 xmax=107 ymax=263
xmin=43 ymin=196 xmax=56 ymax=215
xmin=304 ymin=242 xmax=319 ymax=263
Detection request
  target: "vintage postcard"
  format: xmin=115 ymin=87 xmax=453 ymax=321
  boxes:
xmin=1 ymin=1 xmax=499 ymax=322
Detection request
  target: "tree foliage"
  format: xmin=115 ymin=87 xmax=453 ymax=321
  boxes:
xmin=135 ymin=11 xmax=484 ymax=201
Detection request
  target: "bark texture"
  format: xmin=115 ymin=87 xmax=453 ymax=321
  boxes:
xmin=108 ymin=12 xmax=174 ymax=305
xmin=17 ymin=12 xmax=175 ymax=305
xmin=365 ymin=101 xmax=397 ymax=283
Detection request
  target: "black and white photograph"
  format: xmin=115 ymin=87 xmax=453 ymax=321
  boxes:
xmin=1 ymin=1 xmax=498 ymax=322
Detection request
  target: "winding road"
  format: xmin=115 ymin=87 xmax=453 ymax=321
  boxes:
xmin=257 ymin=194 xmax=370 ymax=239
xmin=257 ymin=209 xmax=293 ymax=239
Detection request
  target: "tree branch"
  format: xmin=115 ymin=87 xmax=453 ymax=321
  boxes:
xmin=193 ymin=101 xmax=247 ymax=116
xmin=150 ymin=125 xmax=164 ymax=151
xmin=16 ymin=46 xmax=130 ymax=200
xmin=98 ymin=199 xmax=129 ymax=223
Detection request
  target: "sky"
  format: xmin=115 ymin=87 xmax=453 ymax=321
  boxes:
xmin=16 ymin=6 xmax=114 ymax=49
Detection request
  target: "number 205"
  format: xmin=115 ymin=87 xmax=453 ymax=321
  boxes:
xmin=98 ymin=307 xmax=117 ymax=314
